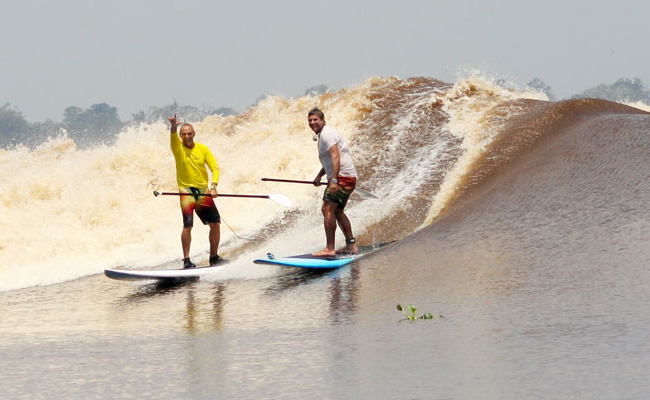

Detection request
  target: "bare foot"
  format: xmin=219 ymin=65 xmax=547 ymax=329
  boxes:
xmin=336 ymin=244 xmax=359 ymax=255
xmin=312 ymin=248 xmax=337 ymax=257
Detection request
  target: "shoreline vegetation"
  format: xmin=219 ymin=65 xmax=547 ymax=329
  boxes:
xmin=1 ymin=78 xmax=649 ymax=150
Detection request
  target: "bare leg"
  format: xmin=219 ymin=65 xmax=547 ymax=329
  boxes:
xmin=313 ymin=201 xmax=338 ymax=256
xmin=209 ymin=222 xmax=221 ymax=257
xmin=181 ymin=226 xmax=193 ymax=258
xmin=335 ymin=208 xmax=358 ymax=254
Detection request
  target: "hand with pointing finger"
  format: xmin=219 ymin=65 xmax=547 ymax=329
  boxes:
xmin=166 ymin=113 xmax=182 ymax=132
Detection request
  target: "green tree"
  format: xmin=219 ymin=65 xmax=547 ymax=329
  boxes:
xmin=208 ymin=107 xmax=237 ymax=117
xmin=249 ymin=94 xmax=271 ymax=109
xmin=0 ymin=103 xmax=31 ymax=148
xmin=303 ymin=84 xmax=329 ymax=97
xmin=63 ymin=103 xmax=123 ymax=148
xmin=146 ymin=101 xmax=227 ymax=123
xmin=29 ymin=120 xmax=64 ymax=147
xmin=575 ymin=78 xmax=650 ymax=102
xmin=131 ymin=110 xmax=146 ymax=124
xmin=147 ymin=101 xmax=182 ymax=122
xmin=527 ymin=78 xmax=556 ymax=101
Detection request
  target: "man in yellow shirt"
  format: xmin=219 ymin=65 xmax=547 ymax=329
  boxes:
xmin=166 ymin=114 xmax=224 ymax=268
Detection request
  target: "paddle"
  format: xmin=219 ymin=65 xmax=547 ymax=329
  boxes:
xmin=153 ymin=190 xmax=292 ymax=208
xmin=261 ymin=178 xmax=378 ymax=199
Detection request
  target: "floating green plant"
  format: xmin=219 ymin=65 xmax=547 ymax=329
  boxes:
xmin=396 ymin=304 xmax=439 ymax=320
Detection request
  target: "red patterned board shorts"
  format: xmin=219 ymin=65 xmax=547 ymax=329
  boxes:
xmin=323 ymin=176 xmax=357 ymax=210
xmin=180 ymin=187 xmax=221 ymax=228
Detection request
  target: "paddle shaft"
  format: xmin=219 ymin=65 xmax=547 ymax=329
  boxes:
xmin=261 ymin=177 xmax=378 ymax=199
xmin=261 ymin=178 xmax=325 ymax=185
xmin=154 ymin=191 xmax=270 ymax=200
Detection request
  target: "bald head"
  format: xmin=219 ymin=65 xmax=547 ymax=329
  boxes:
xmin=179 ymin=123 xmax=196 ymax=149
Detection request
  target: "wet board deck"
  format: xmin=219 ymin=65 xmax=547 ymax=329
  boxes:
xmin=104 ymin=264 xmax=222 ymax=282
xmin=253 ymin=242 xmax=395 ymax=269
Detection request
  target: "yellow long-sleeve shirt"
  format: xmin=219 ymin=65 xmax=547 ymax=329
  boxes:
xmin=170 ymin=133 xmax=220 ymax=189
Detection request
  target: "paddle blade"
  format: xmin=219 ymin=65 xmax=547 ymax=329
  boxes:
xmin=269 ymin=194 xmax=292 ymax=208
xmin=354 ymin=187 xmax=378 ymax=199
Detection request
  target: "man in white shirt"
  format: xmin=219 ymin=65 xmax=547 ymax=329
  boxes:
xmin=308 ymin=108 xmax=359 ymax=256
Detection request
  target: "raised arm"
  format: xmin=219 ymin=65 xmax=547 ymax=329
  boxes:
xmin=167 ymin=114 xmax=182 ymax=151
xmin=166 ymin=113 xmax=182 ymax=134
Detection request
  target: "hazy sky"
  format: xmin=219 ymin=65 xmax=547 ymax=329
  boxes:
xmin=2 ymin=0 xmax=648 ymax=121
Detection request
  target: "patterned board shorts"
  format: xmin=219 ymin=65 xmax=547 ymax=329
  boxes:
xmin=323 ymin=176 xmax=357 ymax=210
xmin=180 ymin=187 xmax=221 ymax=227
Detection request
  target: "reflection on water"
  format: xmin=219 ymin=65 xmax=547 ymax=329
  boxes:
xmin=328 ymin=267 xmax=361 ymax=325
xmin=184 ymin=283 xmax=226 ymax=334
xmin=1 ymin=228 xmax=650 ymax=400
xmin=2 ymin=112 xmax=650 ymax=398
xmin=263 ymin=267 xmax=362 ymax=326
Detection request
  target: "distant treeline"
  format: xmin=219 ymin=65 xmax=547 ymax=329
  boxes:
xmin=0 ymin=101 xmax=238 ymax=150
xmin=2 ymin=79 xmax=649 ymax=150
xmin=525 ymin=77 xmax=650 ymax=104
xmin=0 ymin=84 xmax=330 ymax=150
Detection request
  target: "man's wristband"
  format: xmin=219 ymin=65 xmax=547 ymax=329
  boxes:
xmin=330 ymin=178 xmax=338 ymax=184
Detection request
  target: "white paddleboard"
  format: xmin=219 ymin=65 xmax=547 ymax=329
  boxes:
xmin=104 ymin=264 xmax=222 ymax=282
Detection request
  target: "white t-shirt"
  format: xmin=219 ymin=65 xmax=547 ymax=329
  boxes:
xmin=318 ymin=125 xmax=358 ymax=179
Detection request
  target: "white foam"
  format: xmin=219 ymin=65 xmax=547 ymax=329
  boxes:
xmin=0 ymin=73 xmax=540 ymax=291
xmin=0 ymin=84 xmax=374 ymax=291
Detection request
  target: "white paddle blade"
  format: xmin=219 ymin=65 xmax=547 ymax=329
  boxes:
xmin=269 ymin=194 xmax=292 ymax=208
xmin=354 ymin=187 xmax=378 ymax=199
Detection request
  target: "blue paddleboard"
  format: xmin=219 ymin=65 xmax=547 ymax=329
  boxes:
xmin=254 ymin=242 xmax=395 ymax=269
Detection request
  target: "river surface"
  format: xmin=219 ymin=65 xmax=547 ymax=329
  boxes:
xmin=2 ymin=77 xmax=650 ymax=399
